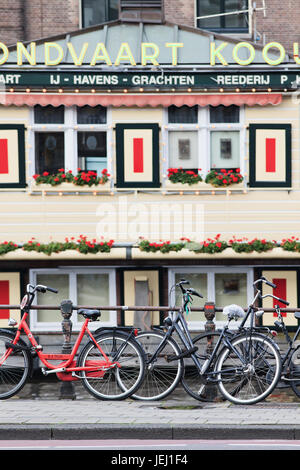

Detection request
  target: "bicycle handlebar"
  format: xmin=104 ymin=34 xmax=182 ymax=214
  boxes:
xmin=260 ymin=276 xmax=277 ymax=289
xmin=261 ymin=293 xmax=289 ymax=306
xmin=175 ymin=279 xmax=203 ymax=298
xmin=27 ymin=284 xmax=58 ymax=295
xmin=186 ymin=287 xmax=203 ymax=299
xmin=273 ymin=296 xmax=289 ymax=306
xmin=254 ymin=276 xmax=277 ymax=289
xmin=176 ymin=279 xmax=190 ymax=293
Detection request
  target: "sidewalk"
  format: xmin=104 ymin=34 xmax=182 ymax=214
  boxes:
xmin=1 ymin=378 xmax=300 ymax=440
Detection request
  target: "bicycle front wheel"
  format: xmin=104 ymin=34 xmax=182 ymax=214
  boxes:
xmin=77 ymin=332 xmax=145 ymax=400
xmin=215 ymin=333 xmax=282 ymax=405
xmin=181 ymin=331 xmax=225 ymax=402
xmin=0 ymin=332 xmax=32 ymax=399
xmin=132 ymin=331 xmax=184 ymax=401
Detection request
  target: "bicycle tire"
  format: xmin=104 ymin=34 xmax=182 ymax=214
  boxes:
xmin=181 ymin=331 xmax=225 ymax=402
xmin=77 ymin=331 xmax=145 ymax=400
xmin=215 ymin=333 xmax=282 ymax=405
xmin=288 ymin=346 xmax=300 ymax=398
xmin=133 ymin=330 xmax=184 ymax=401
xmin=0 ymin=331 xmax=32 ymax=399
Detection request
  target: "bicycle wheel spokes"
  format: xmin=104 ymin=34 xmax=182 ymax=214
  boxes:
xmin=288 ymin=347 xmax=300 ymax=398
xmin=78 ymin=333 xmax=145 ymax=400
xmin=181 ymin=332 xmax=225 ymax=402
xmin=0 ymin=333 xmax=31 ymax=399
xmin=132 ymin=331 xmax=183 ymax=401
xmin=216 ymin=334 xmax=281 ymax=405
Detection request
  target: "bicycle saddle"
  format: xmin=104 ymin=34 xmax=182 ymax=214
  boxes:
xmin=78 ymin=309 xmax=101 ymax=321
xmin=223 ymin=304 xmax=245 ymax=320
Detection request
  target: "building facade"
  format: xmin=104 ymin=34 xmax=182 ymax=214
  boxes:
xmin=0 ymin=1 xmax=299 ymax=345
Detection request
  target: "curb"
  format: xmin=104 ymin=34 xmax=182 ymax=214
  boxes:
xmin=1 ymin=424 xmax=300 ymax=440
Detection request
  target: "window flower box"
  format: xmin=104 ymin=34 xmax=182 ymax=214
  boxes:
xmin=165 ymin=180 xmax=209 ymax=191
xmin=165 ymin=168 xmax=245 ymax=191
xmin=29 ymin=168 xmax=111 ymax=193
xmin=205 ymin=169 xmax=244 ymax=188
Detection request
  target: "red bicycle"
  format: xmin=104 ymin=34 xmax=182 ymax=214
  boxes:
xmin=0 ymin=283 xmax=145 ymax=400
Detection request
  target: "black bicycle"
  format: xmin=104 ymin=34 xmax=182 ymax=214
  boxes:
xmin=182 ymin=276 xmax=287 ymax=402
xmin=266 ymin=301 xmax=300 ymax=399
xmin=134 ymin=278 xmax=282 ymax=405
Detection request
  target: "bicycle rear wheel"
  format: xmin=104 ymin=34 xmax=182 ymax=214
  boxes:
xmin=0 ymin=332 xmax=32 ymax=399
xmin=288 ymin=346 xmax=300 ymax=398
xmin=215 ymin=333 xmax=282 ymax=405
xmin=181 ymin=331 xmax=225 ymax=402
xmin=77 ymin=332 xmax=145 ymax=400
xmin=133 ymin=330 xmax=184 ymax=401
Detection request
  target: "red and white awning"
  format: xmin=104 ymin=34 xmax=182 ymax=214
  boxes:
xmin=0 ymin=93 xmax=282 ymax=107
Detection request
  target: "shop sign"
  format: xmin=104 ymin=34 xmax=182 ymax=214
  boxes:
xmin=0 ymin=70 xmax=300 ymax=89
xmin=0 ymin=41 xmax=299 ymax=67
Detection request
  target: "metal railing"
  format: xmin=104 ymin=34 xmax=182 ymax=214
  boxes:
xmin=0 ymin=304 xmax=298 ymax=313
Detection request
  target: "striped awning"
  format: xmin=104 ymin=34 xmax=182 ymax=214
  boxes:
xmin=0 ymin=93 xmax=282 ymax=107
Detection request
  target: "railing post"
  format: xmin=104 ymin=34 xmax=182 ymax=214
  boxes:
xmin=204 ymin=302 xmax=216 ymax=336
xmin=203 ymin=302 xmax=217 ymax=401
xmin=59 ymin=299 xmax=76 ymax=400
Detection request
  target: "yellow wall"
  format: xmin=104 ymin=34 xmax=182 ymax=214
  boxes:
xmin=0 ymin=98 xmax=298 ymax=246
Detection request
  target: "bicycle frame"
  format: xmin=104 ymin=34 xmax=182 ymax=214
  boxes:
xmin=150 ymin=292 xmax=245 ymax=381
xmin=273 ymin=306 xmax=300 ymax=378
xmin=1 ymin=310 xmax=120 ymax=380
xmin=154 ymin=277 xmax=282 ymax=381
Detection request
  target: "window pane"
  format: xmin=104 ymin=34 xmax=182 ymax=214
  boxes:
xmin=35 ymin=132 xmax=64 ymax=174
xmin=215 ymin=273 xmax=247 ymax=321
xmin=175 ymin=273 xmax=207 ymax=322
xmin=77 ymin=132 xmax=107 ymax=174
xmin=77 ymin=106 xmax=107 ymax=124
xmin=225 ymin=0 xmax=248 ymax=28
xmin=77 ymin=274 xmax=110 ymax=322
xmin=36 ymin=274 xmax=69 ymax=323
xmin=197 ymin=0 xmax=222 ymax=29
xmin=210 ymin=131 xmax=240 ymax=169
xmin=197 ymin=0 xmax=248 ymax=31
xmin=82 ymin=0 xmax=118 ymax=27
xmin=169 ymin=131 xmax=198 ymax=169
xmin=210 ymin=105 xmax=239 ymax=123
xmin=168 ymin=105 xmax=198 ymax=124
xmin=34 ymin=105 xmax=64 ymax=124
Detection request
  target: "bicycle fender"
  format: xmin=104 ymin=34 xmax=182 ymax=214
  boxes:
xmin=93 ymin=327 xmax=137 ymax=337
xmin=0 ymin=328 xmax=17 ymax=335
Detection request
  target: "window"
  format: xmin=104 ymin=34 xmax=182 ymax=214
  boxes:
xmin=210 ymin=105 xmax=239 ymax=124
xmin=197 ymin=0 xmax=249 ymax=33
xmin=169 ymin=267 xmax=253 ymax=329
xmin=78 ymin=132 xmax=107 ymax=174
xmin=35 ymin=132 xmax=65 ymax=175
xmin=168 ymin=105 xmax=198 ymax=124
xmin=30 ymin=268 xmax=116 ymax=331
xmin=34 ymin=105 xmax=64 ymax=124
xmin=82 ymin=0 xmax=119 ymax=28
xmin=31 ymin=105 xmax=111 ymax=177
xmin=164 ymin=105 xmax=244 ymax=176
xmin=169 ymin=131 xmax=199 ymax=169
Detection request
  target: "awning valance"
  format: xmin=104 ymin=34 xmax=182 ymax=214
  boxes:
xmin=1 ymin=93 xmax=282 ymax=107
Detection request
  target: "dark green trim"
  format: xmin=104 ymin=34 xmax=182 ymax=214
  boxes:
xmin=0 ymin=124 xmax=26 ymax=188
xmin=256 ymin=267 xmax=299 ymax=331
xmin=116 ymin=123 xmax=160 ymax=189
xmin=249 ymin=123 xmax=291 ymax=188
